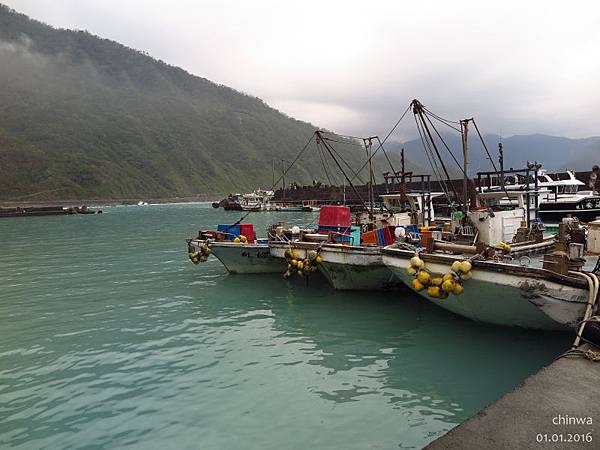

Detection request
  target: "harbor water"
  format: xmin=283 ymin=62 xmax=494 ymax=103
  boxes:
xmin=0 ymin=203 xmax=572 ymax=449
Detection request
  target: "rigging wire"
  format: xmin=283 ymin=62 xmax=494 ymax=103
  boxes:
xmin=422 ymin=112 xmax=467 ymax=177
xmin=472 ymin=118 xmax=514 ymax=206
xmin=375 ymin=136 xmax=399 ymax=178
xmin=422 ymin=106 xmax=462 ymax=125
xmin=349 ymin=103 xmax=412 ymax=183
xmin=234 ymin=133 xmax=316 ymax=224
xmin=413 ymin=101 xmax=461 ymax=204
xmin=413 ymin=112 xmax=454 ymax=207
xmin=316 ymin=139 xmax=334 ymax=186
xmin=317 ymin=131 xmax=375 ymax=221
xmin=320 ymin=136 xmax=367 ymax=185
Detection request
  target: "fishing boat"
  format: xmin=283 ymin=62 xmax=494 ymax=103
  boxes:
xmin=240 ymin=189 xmax=276 ymax=211
xmin=275 ymin=204 xmax=313 ymax=212
xmin=270 ymin=231 xmax=403 ymax=290
xmin=187 ymin=223 xmax=284 ymax=274
xmin=380 ymin=100 xmax=599 ymax=330
xmin=269 ymin=130 xmax=443 ymax=291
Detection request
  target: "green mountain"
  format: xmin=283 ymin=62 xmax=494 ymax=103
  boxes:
xmin=0 ymin=4 xmax=415 ymax=201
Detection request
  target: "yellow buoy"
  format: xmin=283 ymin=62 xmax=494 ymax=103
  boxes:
xmin=407 ymin=266 xmax=418 ymax=276
xmin=315 ymin=255 xmax=323 ymax=264
xmin=417 ymin=271 xmax=431 ymax=285
xmin=427 ymin=286 xmax=441 ymax=298
xmin=411 ymin=279 xmax=425 ymax=291
xmin=453 ymin=283 xmax=465 ymax=295
xmin=458 ymin=260 xmax=472 ymax=273
xmin=297 ymin=261 xmax=304 ymax=270
xmin=297 ymin=270 xmax=303 ymax=277
xmin=410 ymin=256 xmax=425 ymax=269
xmin=431 ymin=277 xmax=443 ymax=287
xmin=233 ymin=237 xmax=241 ymax=243
xmin=460 ymin=271 xmax=473 ymax=281
xmin=442 ymin=272 xmax=455 ymax=282
xmin=451 ymin=261 xmax=461 ymax=273
xmin=441 ymin=279 xmax=455 ymax=293
xmin=291 ymin=259 xmax=298 ymax=267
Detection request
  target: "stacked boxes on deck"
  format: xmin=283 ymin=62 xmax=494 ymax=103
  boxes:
xmin=317 ymin=206 xmax=359 ymax=245
xmin=361 ymin=225 xmax=396 ymax=246
xmin=217 ymin=224 xmax=255 ymax=242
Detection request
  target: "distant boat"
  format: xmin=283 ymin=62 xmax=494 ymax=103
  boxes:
xmin=480 ymin=169 xmax=600 ymax=223
xmin=137 ymin=201 xmax=149 ymax=206
xmin=275 ymin=205 xmax=312 ymax=212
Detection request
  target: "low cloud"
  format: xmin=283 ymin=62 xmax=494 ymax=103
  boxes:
xmin=6 ymin=0 xmax=600 ymax=140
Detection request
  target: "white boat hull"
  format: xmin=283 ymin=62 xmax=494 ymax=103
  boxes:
xmin=270 ymin=242 xmax=402 ymax=290
xmin=191 ymin=240 xmax=284 ymax=274
xmin=382 ymin=248 xmax=589 ymax=330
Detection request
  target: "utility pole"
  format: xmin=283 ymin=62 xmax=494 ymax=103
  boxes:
xmin=461 ymin=119 xmax=470 ymax=212
xmin=272 ymin=159 xmax=275 ymax=188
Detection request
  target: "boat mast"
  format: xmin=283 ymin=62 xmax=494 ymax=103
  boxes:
xmin=281 ymin=159 xmax=286 ymax=205
xmin=364 ymin=137 xmax=376 ymax=218
xmin=498 ymin=143 xmax=504 ymax=189
xmin=460 ymin=118 xmax=471 ymax=212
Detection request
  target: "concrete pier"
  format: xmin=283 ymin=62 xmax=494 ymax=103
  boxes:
xmin=427 ymin=344 xmax=600 ymax=449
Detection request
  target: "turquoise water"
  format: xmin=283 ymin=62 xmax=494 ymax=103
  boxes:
xmin=0 ymin=204 xmax=571 ymax=449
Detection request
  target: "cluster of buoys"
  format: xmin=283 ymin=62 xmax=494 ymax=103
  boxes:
xmin=283 ymin=249 xmax=322 ymax=278
xmin=188 ymin=242 xmax=211 ymax=264
xmin=232 ymin=235 xmax=248 ymax=244
xmin=495 ymin=241 xmax=512 ymax=252
xmin=407 ymin=255 xmax=472 ymax=299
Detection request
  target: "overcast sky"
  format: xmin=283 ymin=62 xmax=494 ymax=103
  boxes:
xmin=5 ymin=0 xmax=600 ymax=140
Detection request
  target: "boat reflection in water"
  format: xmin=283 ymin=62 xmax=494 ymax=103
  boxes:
xmin=186 ymin=270 xmax=570 ymax=448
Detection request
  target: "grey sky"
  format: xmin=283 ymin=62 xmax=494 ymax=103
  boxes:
xmin=5 ymin=0 xmax=600 ymax=140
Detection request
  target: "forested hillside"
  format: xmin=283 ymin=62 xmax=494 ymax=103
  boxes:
xmin=0 ymin=5 xmax=415 ymax=200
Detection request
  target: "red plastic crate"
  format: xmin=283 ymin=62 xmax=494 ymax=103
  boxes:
xmin=239 ymin=224 xmax=255 ymax=242
xmin=318 ymin=206 xmax=351 ymax=228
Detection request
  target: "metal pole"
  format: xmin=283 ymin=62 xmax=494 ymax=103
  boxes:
xmin=281 ymin=159 xmax=285 ymax=206
xmin=498 ymin=143 xmax=504 ymax=189
xmin=366 ymin=138 xmax=374 ymax=217
xmin=461 ymin=119 xmax=469 ymax=212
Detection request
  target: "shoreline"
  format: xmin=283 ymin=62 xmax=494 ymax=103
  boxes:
xmin=0 ymin=195 xmax=220 ymax=208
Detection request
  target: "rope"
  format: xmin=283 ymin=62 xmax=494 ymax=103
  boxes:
xmin=570 ymin=271 xmax=600 ymax=352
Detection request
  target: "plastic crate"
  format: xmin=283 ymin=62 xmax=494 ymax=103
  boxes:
xmin=318 ymin=206 xmax=351 ymax=228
